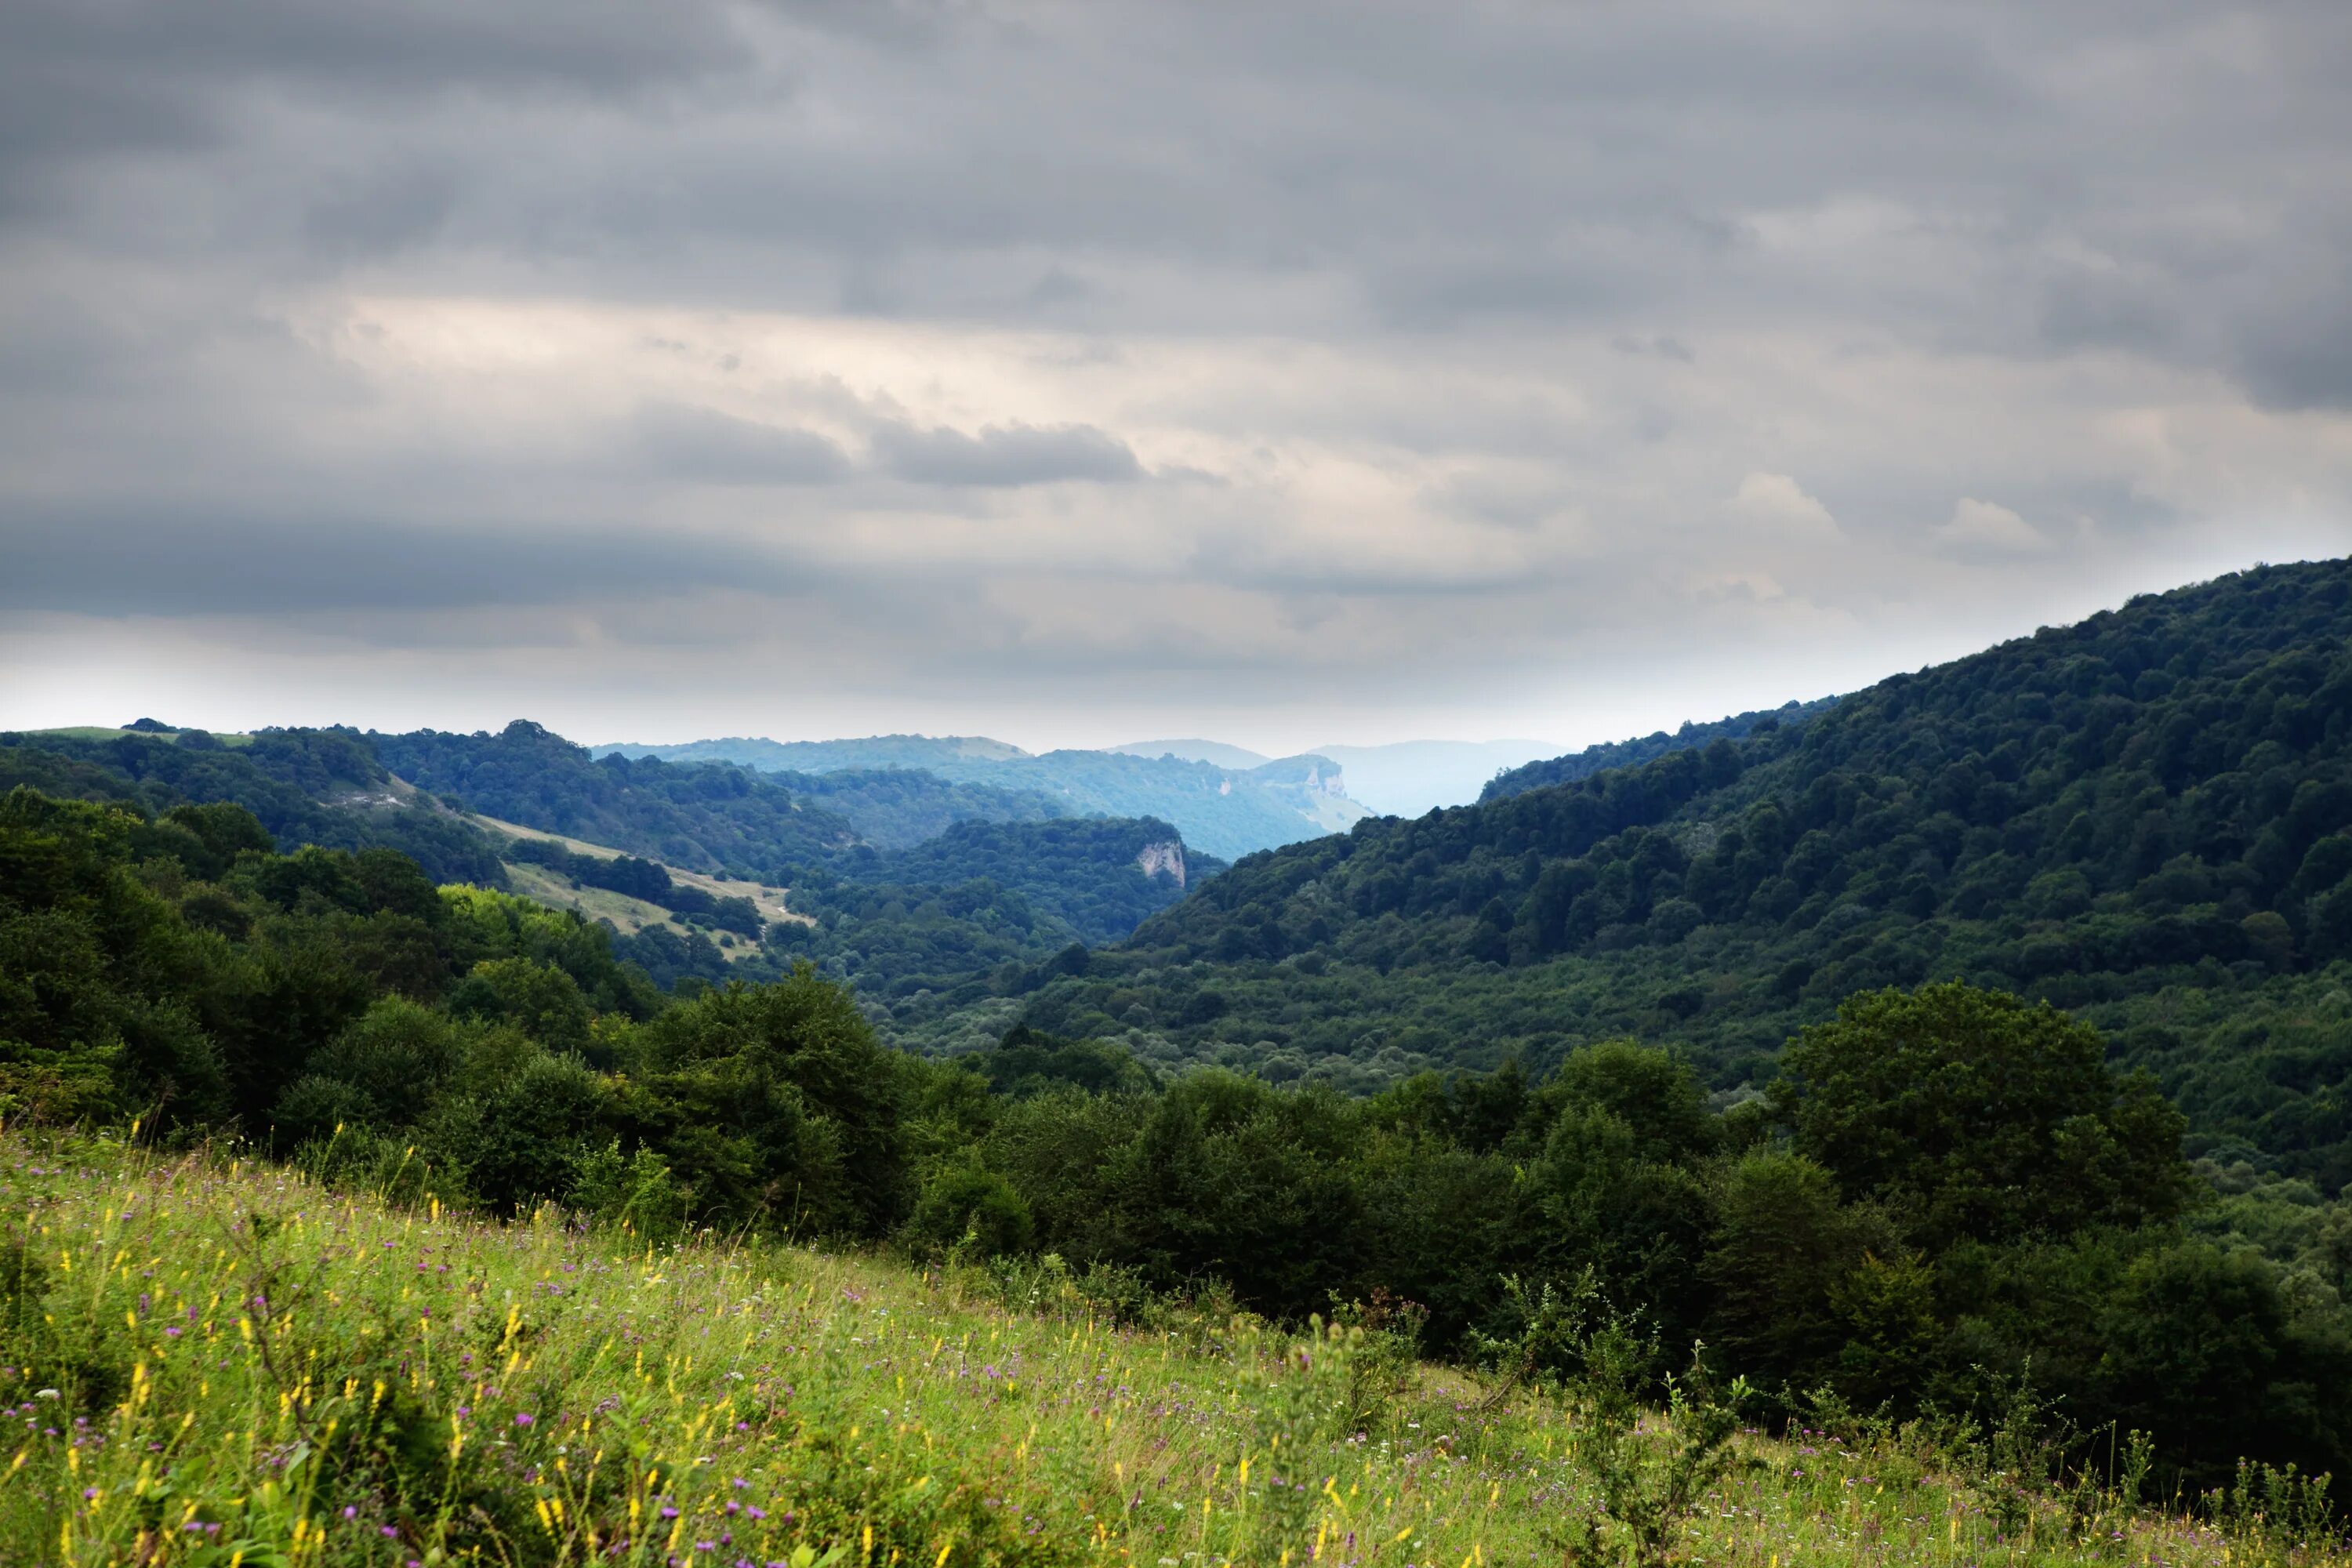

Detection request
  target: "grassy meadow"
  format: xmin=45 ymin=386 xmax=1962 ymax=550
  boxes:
xmin=2 ymin=1127 xmax=2342 ymax=1568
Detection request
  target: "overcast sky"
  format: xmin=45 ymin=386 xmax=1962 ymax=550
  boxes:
xmin=5 ymin=0 xmax=2350 ymax=756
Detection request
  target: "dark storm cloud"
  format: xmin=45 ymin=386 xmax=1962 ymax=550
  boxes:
xmin=871 ymin=422 xmax=1144 ymax=488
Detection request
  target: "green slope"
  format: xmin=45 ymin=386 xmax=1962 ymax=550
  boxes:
xmin=12 ymin=1127 xmax=2333 ymax=1568
xmin=995 ymin=559 xmax=2352 ymax=1186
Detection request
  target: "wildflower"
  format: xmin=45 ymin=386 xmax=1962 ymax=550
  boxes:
xmin=516 ymin=1413 xmax=535 ymax=1428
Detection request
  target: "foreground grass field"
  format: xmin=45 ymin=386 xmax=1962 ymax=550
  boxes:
xmin=0 ymin=1129 xmax=2341 ymax=1568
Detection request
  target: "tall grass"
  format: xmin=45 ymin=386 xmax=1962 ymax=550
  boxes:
xmin=0 ymin=1127 xmax=2341 ymax=1568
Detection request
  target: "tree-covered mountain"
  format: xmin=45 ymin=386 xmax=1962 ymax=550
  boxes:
xmin=826 ymin=815 xmax=1221 ymax=946
xmin=0 ymin=726 xmax=507 ymax=885
xmin=763 ymin=766 xmax=1079 ymax=849
xmin=988 ymin=560 xmax=2352 ymax=1189
xmin=1480 ymin=697 xmax=1840 ymax=801
xmin=600 ymin=732 xmax=1369 ymax=860
xmin=368 ymin=721 xmax=858 ymax=877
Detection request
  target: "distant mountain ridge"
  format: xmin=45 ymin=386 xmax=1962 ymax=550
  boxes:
xmin=1108 ymin=738 xmax=1275 ymax=770
xmin=597 ymin=733 xmax=1368 ymax=861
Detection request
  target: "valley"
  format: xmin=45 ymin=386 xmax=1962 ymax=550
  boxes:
xmin=9 ymin=557 xmax=2352 ymax=1545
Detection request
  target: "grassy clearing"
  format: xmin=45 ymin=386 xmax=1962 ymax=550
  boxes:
xmin=1 ymin=1129 xmax=2341 ymax=1568
xmin=495 ymin=860 xmax=717 ymax=949
xmin=466 ymin=812 xmax=805 ymax=929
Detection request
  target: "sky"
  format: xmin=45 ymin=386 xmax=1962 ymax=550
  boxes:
xmin=4 ymin=0 xmax=2351 ymax=758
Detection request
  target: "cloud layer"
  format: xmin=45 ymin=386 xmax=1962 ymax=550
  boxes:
xmin=3 ymin=0 xmax=2350 ymax=751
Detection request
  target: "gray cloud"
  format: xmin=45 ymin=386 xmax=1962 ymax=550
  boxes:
xmin=633 ymin=402 xmax=853 ymax=485
xmin=871 ymin=421 xmax=1144 ymax=487
xmin=0 ymin=505 xmax=800 ymax=615
xmin=2 ymin=0 xmax=2350 ymax=746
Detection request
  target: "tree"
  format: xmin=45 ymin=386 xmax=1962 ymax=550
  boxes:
xmin=1774 ymin=983 xmax=2190 ymax=1247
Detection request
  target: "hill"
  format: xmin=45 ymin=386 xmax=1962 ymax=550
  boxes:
xmin=602 ymin=732 xmax=1370 ymax=860
xmin=370 ymin=720 xmax=859 ymax=877
xmin=1481 ymin=699 xmax=1840 ymax=801
xmin=0 ymin=724 xmax=507 ymax=885
xmin=9 ymin=1127 xmax=2334 ymax=1568
xmin=990 ymin=560 xmax=2352 ymax=1188
xmin=826 ymin=813 xmax=1221 ymax=947
xmin=764 ymin=765 xmax=1080 ymax=848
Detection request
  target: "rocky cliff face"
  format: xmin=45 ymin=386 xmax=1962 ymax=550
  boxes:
xmin=1134 ymin=840 xmax=1187 ymax=887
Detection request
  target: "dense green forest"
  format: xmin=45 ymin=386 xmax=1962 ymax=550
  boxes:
xmin=989 ymin=561 xmax=2352 ymax=1190
xmin=0 ymin=724 xmax=507 ymax=884
xmin=5 ymin=783 xmax=2349 ymax=1494
xmin=604 ymin=731 xmax=1367 ymax=861
xmin=822 ymin=814 xmax=1221 ymax=946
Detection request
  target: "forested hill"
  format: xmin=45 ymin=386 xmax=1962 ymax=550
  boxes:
xmin=822 ymin=815 xmax=1224 ymax=947
xmin=368 ymin=721 xmax=857 ymax=877
xmin=1001 ymin=559 xmax=2352 ymax=1187
xmin=0 ymin=724 xmax=1218 ymax=1018
xmin=1480 ymin=695 xmax=1841 ymax=801
xmin=601 ymin=733 xmax=1368 ymax=860
xmin=0 ymin=724 xmax=506 ymax=885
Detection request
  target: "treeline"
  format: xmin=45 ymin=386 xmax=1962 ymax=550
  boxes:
xmin=1479 ymin=695 xmax=1840 ymax=802
xmin=6 ymin=783 xmax=2347 ymax=1494
xmin=1009 ymin=560 xmax=2352 ymax=1185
